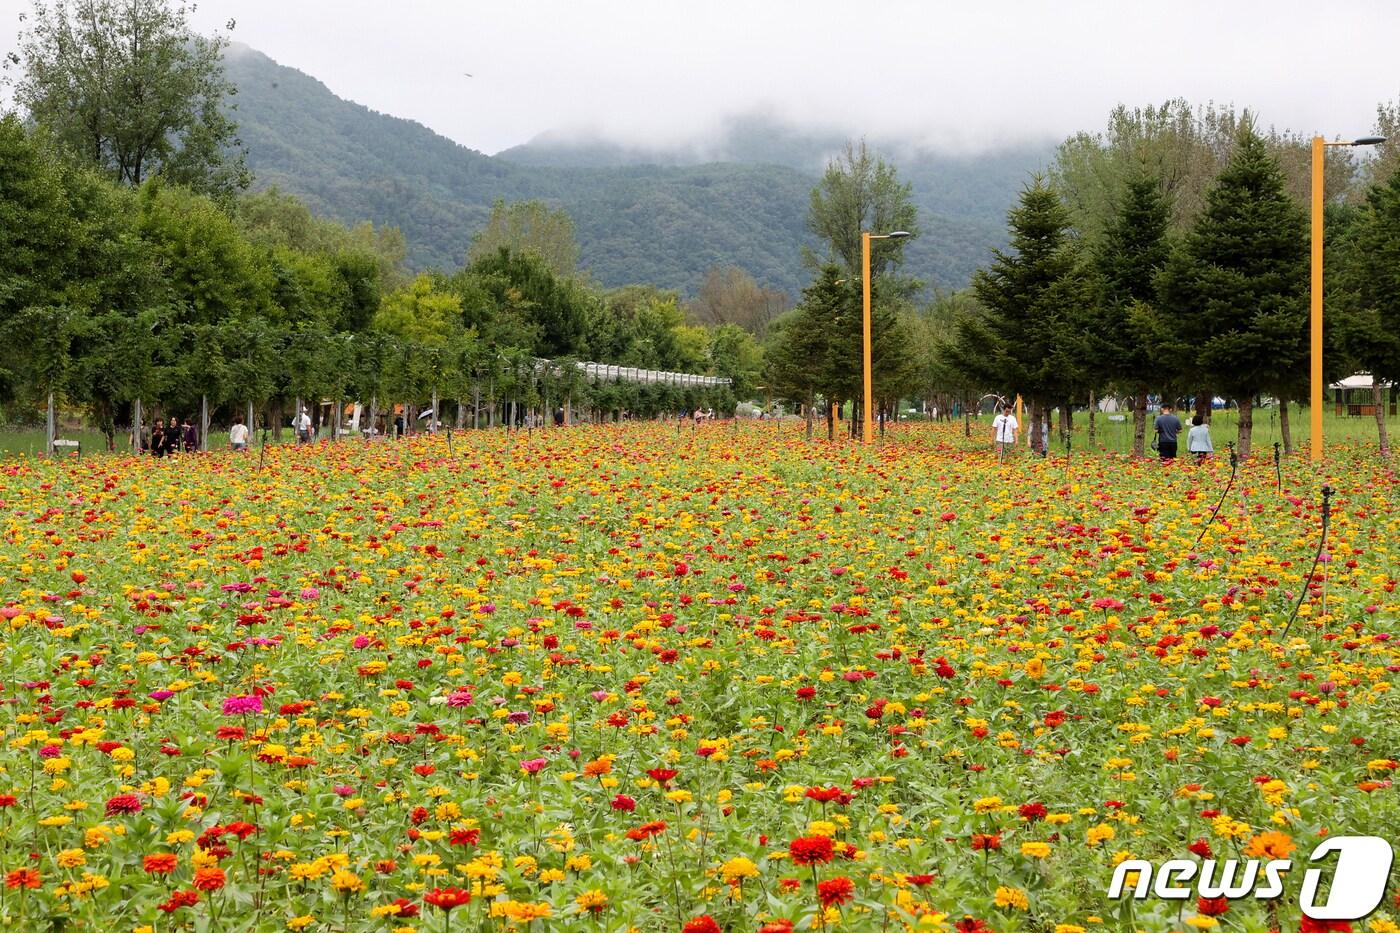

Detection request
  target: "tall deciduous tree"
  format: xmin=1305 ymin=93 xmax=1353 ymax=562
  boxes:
xmin=688 ymin=265 xmax=789 ymax=338
xmin=7 ymin=0 xmax=249 ymax=198
xmin=806 ymin=140 xmax=919 ymax=278
xmin=1157 ymin=125 xmax=1308 ymax=459
xmin=467 ymin=199 xmax=580 ymax=279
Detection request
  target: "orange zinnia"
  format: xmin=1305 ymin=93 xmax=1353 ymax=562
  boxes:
xmin=1243 ymin=831 xmax=1296 ymax=860
xmin=144 ymin=853 xmax=179 ymax=874
xmin=192 ymin=867 xmax=226 ymax=891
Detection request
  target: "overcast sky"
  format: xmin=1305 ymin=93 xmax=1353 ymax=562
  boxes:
xmin=2 ymin=0 xmax=1397 ymax=155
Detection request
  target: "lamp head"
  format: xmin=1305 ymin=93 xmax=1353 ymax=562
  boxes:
xmin=1353 ymin=136 xmax=1387 ymax=146
xmin=887 ymin=231 xmax=911 ymax=239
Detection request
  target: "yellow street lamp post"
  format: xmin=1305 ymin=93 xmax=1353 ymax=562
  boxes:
xmin=1310 ymin=134 xmax=1386 ymax=462
xmin=861 ymin=230 xmax=911 ymax=444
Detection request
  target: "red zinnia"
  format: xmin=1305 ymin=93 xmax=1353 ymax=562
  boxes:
xmin=157 ymin=890 xmax=200 ymax=913
xmin=789 ymin=835 xmax=835 ymax=866
xmin=610 ymin=793 xmax=637 ymax=812
xmin=626 ymin=820 xmax=668 ymax=841
xmin=760 ymin=922 xmax=796 ymax=933
xmin=647 ymin=767 xmax=679 ymax=785
xmin=682 ymin=916 xmax=721 ymax=933
xmin=1018 ymin=802 xmax=1047 ymax=821
xmin=817 ymin=875 xmax=856 ymax=908
xmin=4 ymin=868 xmax=40 ymax=889
xmin=1196 ymin=896 xmax=1229 ymax=916
xmin=106 ymin=793 xmax=142 ymax=815
xmin=970 ymin=832 xmax=1002 ymax=851
xmin=805 ymin=786 xmax=844 ymax=804
xmin=424 ymin=887 xmax=471 ymax=912
xmin=1300 ymin=920 xmax=1353 ymax=933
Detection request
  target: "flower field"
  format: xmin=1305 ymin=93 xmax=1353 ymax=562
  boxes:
xmin=1 ymin=422 xmax=1398 ymax=932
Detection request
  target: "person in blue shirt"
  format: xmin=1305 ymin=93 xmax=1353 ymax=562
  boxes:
xmin=1154 ymin=404 xmax=1182 ymax=460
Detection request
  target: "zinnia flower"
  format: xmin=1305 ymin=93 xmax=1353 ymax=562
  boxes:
xmin=105 ymin=793 xmax=143 ymax=815
xmin=817 ymin=875 xmax=856 ymax=908
xmin=424 ymin=887 xmax=472 ymax=911
xmin=192 ymin=867 xmax=225 ymax=891
xmin=789 ymin=835 xmax=835 ymax=866
xmin=221 ymin=695 xmax=264 ymax=716
xmin=144 ymin=853 xmax=179 ymax=874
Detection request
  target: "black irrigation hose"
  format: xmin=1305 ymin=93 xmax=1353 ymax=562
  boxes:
xmin=1274 ymin=442 xmax=1282 ymax=492
xmin=1280 ymin=484 xmax=1333 ymax=641
xmin=1192 ymin=442 xmax=1238 ymax=551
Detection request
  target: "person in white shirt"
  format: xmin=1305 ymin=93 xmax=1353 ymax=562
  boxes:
xmin=1187 ymin=414 xmax=1214 ymax=463
xmin=992 ymin=404 xmax=1018 ymax=461
xmin=229 ymin=417 xmax=250 ymax=452
xmin=294 ymin=408 xmax=313 ymax=444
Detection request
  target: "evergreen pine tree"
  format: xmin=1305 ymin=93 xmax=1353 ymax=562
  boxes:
xmin=947 ymin=178 xmax=1097 ymax=454
xmin=1093 ymin=171 xmax=1173 ymax=456
xmin=1157 ymin=125 xmax=1308 ymax=458
xmin=1334 ymin=170 xmax=1400 ymax=457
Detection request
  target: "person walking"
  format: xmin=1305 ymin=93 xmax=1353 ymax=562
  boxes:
xmin=230 ymin=417 xmax=250 ymax=452
xmin=150 ymin=421 xmax=166 ymax=459
xmin=163 ymin=417 xmax=181 ymax=457
xmin=294 ymin=407 xmax=313 ymax=445
xmin=1154 ymin=403 xmax=1182 ymax=460
xmin=1187 ymin=414 xmax=1214 ymax=463
xmin=992 ymin=404 xmax=1018 ymax=461
xmin=182 ymin=418 xmax=198 ymax=453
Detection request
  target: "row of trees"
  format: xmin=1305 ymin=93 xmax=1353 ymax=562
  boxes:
xmin=764 ymin=105 xmax=1400 ymax=459
xmin=1 ymin=0 xmax=764 ymax=450
xmin=0 ymin=114 xmax=761 ymax=447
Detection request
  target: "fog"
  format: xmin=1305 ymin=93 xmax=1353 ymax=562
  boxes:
xmin=3 ymin=0 xmax=1397 ymax=156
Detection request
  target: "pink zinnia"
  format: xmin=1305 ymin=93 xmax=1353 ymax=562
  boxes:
xmin=520 ymin=757 xmax=548 ymax=775
xmin=222 ymin=695 xmax=263 ymax=716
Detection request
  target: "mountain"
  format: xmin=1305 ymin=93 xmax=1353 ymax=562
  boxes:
xmin=225 ymin=45 xmax=1052 ymax=296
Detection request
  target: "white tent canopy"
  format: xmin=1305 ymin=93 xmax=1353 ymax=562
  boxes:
xmin=1331 ymin=373 xmax=1393 ymax=390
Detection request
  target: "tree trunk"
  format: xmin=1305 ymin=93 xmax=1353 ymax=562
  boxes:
xmin=1237 ymin=395 xmax=1254 ymax=459
xmin=827 ymin=402 xmax=835 ymax=441
xmin=455 ymin=399 xmax=467 ymax=429
xmin=1132 ymin=390 xmax=1148 ymax=458
xmin=132 ymin=397 xmax=143 ymax=453
xmin=200 ymin=394 xmax=209 ymax=452
xmin=332 ymin=397 xmax=342 ymax=442
xmin=1088 ymin=391 xmax=1096 ymax=447
xmin=271 ymin=400 xmax=284 ymax=442
xmin=1375 ymin=381 xmax=1392 ymax=459
xmin=1028 ymin=401 xmax=1043 ymax=456
xmin=1195 ymin=392 xmax=1209 ymax=423
xmin=246 ymin=400 xmax=255 ymax=438
xmin=368 ymin=396 xmax=378 ymax=439
xmin=564 ymin=391 xmax=572 ymax=427
xmin=805 ymin=398 xmax=814 ymax=440
xmin=46 ymin=389 xmax=56 ymax=457
xmin=1278 ymin=397 xmax=1293 ymax=456
xmin=1058 ymin=401 xmax=1071 ymax=449
xmin=431 ymin=387 xmax=439 ymax=433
